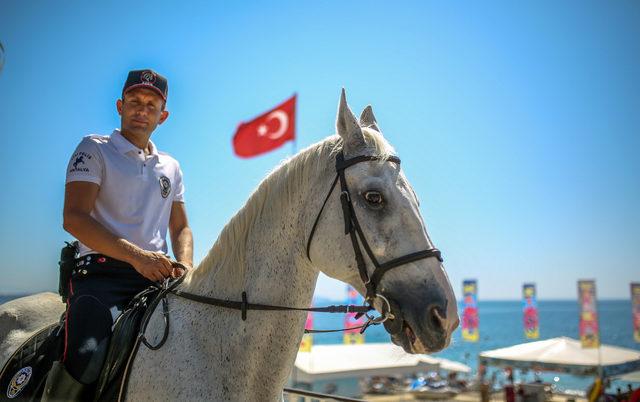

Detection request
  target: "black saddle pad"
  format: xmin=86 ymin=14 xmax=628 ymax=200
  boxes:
xmin=0 ymin=323 xmax=63 ymax=401
xmin=94 ymin=289 xmax=156 ymax=402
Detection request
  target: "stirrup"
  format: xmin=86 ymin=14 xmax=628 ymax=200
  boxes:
xmin=41 ymin=361 xmax=88 ymax=402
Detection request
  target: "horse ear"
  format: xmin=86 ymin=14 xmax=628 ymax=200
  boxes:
xmin=336 ymin=88 xmax=366 ymax=156
xmin=359 ymin=105 xmax=381 ymax=133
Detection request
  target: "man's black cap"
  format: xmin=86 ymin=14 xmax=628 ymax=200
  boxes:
xmin=122 ymin=69 xmax=168 ymax=101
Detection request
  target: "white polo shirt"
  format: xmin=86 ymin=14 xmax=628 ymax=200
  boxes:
xmin=66 ymin=129 xmax=185 ymax=257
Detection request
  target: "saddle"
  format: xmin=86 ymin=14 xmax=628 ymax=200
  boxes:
xmin=0 ymin=286 xmax=162 ymax=402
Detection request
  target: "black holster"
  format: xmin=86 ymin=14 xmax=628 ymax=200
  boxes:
xmin=58 ymin=241 xmax=78 ymax=302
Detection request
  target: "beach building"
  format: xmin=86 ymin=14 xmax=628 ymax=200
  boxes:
xmin=288 ymin=343 xmax=471 ymax=398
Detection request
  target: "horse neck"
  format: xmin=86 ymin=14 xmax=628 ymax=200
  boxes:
xmin=181 ymin=150 xmax=333 ymax=307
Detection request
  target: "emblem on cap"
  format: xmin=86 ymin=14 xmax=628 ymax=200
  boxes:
xmin=7 ymin=366 xmax=32 ymax=398
xmin=159 ymin=176 xmax=171 ymax=198
xmin=140 ymin=70 xmax=157 ymax=84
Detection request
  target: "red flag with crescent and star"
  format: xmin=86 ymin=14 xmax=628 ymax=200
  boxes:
xmin=232 ymin=95 xmax=296 ymax=158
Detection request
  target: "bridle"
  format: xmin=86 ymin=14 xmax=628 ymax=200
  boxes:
xmin=120 ymin=148 xmax=446 ymax=397
xmin=306 ymin=151 xmax=443 ymax=329
xmin=146 ymin=149 xmax=443 ymax=343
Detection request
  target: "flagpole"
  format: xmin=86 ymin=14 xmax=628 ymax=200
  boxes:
xmin=596 ymin=288 xmax=603 ymax=383
xmin=291 ymin=92 xmax=298 ymax=157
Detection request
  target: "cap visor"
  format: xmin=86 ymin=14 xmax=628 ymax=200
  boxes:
xmin=123 ymin=84 xmax=166 ymax=100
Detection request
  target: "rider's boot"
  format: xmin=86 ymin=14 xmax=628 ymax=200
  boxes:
xmin=41 ymin=361 xmax=87 ymax=402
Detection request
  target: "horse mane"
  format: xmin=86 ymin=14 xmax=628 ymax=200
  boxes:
xmin=188 ymin=128 xmax=395 ymax=290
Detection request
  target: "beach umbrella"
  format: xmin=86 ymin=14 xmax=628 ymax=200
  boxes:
xmin=479 ymin=337 xmax=640 ymax=377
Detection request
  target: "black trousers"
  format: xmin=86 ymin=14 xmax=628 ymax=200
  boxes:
xmin=62 ymin=255 xmax=154 ymax=385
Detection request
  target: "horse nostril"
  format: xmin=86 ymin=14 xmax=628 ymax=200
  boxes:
xmin=429 ymin=306 xmax=446 ymax=332
xmin=451 ymin=316 xmax=460 ymax=332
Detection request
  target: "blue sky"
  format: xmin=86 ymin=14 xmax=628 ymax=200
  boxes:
xmin=0 ymin=1 xmax=638 ymax=300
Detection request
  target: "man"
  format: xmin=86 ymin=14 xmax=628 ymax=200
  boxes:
xmin=42 ymin=69 xmax=193 ymax=401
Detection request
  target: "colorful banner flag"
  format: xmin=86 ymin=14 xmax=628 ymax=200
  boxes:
xmin=632 ymin=283 xmax=640 ymax=343
xmin=523 ymin=283 xmax=539 ymax=339
xmin=344 ymin=285 xmax=365 ymax=344
xmin=462 ymin=280 xmax=479 ymax=342
xmin=578 ymin=280 xmax=600 ymax=348
xmin=299 ymin=312 xmax=313 ymax=352
xmin=232 ymin=95 xmax=296 ymax=158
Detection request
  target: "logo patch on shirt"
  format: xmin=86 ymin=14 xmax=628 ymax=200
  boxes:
xmin=68 ymin=151 xmax=93 ymax=173
xmin=159 ymin=176 xmax=171 ymax=198
xmin=73 ymin=156 xmax=85 ymax=169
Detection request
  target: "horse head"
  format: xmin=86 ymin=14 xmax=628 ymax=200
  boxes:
xmin=307 ymin=89 xmax=458 ymax=354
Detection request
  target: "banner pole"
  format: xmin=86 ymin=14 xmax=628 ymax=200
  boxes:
xmin=291 ymin=92 xmax=298 ymax=157
xmin=597 ymin=292 xmax=603 ymax=381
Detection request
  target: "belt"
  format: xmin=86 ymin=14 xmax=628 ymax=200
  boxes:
xmin=74 ymin=254 xmax=135 ymax=275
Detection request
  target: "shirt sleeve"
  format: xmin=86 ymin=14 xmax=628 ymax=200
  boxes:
xmin=65 ymin=137 xmax=103 ymax=185
xmin=173 ymin=162 xmax=185 ymax=203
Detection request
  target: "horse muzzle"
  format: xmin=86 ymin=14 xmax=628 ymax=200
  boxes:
xmin=385 ymin=292 xmax=457 ymax=354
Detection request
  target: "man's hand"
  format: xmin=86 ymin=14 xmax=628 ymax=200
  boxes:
xmin=171 ymin=261 xmax=191 ymax=279
xmin=131 ymin=251 xmax=175 ymax=282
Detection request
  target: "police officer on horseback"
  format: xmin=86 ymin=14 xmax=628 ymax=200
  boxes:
xmin=42 ymin=69 xmax=193 ymax=401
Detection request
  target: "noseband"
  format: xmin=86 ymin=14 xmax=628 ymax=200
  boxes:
xmin=306 ymin=151 xmax=443 ymax=307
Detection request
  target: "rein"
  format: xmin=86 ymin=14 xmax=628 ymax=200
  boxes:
xmin=136 ymin=264 xmax=377 ymax=349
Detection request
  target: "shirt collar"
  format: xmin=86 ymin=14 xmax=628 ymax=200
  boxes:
xmin=110 ymin=129 xmax=158 ymax=156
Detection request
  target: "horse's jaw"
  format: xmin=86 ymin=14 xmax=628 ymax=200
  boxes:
xmin=390 ymin=318 xmax=453 ymax=354
xmin=374 ymin=257 xmax=459 ymax=355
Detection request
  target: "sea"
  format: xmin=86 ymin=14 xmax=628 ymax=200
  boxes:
xmin=307 ymin=298 xmax=639 ymax=395
xmin=2 ymin=295 xmax=638 ymax=397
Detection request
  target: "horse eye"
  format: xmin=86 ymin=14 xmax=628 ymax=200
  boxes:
xmin=364 ymin=191 xmax=383 ymax=206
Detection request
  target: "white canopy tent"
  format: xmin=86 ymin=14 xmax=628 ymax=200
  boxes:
xmin=291 ymin=343 xmax=470 ymax=383
xmin=439 ymin=357 xmax=474 ymax=374
xmin=479 ymin=337 xmax=640 ymax=377
xmin=616 ymin=371 xmax=640 ymax=383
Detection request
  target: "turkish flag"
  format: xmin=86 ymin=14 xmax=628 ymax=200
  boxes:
xmin=232 ymin=95 xmax=296 ymax=158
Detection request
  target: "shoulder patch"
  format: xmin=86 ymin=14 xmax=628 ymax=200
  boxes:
xmin=68 ymin=151 xmax=94 ymax=173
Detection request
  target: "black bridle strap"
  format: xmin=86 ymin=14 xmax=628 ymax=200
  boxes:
xmin=306 ymin=154 xmax=402 ymax=261
xmin=337 ymin=166 xmax=375 ymax=287
xmin=171 ymin=289 xmax=376 ymax=334
xmin=369 ymin=249 xmax=443 ymax=289
xmin=336 ymin=154 xmax=401 ymax=171
xmin=337 ymin=153 xmax=404 ymax=297
xmin=305 ymin=151 xmax=444 ymax=302
xmin=333 ymin=152 xmax=442 ymax=301
xmin=172 ymin=289 xmax=372 ymax=316
xmin=304 ymin=319 xmax=375 ymax=334
xmin=306 ymin=174 xmax=340 ymax=260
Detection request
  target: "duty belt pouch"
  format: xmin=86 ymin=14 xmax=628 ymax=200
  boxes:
xmin=58 ymin=241 xmax=78 ymax=302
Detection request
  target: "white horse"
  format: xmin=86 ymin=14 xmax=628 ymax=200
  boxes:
xmin=0 ymin=90 xmax=458 ymax=401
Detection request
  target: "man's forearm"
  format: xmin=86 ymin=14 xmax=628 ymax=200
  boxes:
xmin=170 ymin=226 xmax=193 ymax=267
xmin=63 ymin=211 xmax=146 ymax=265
